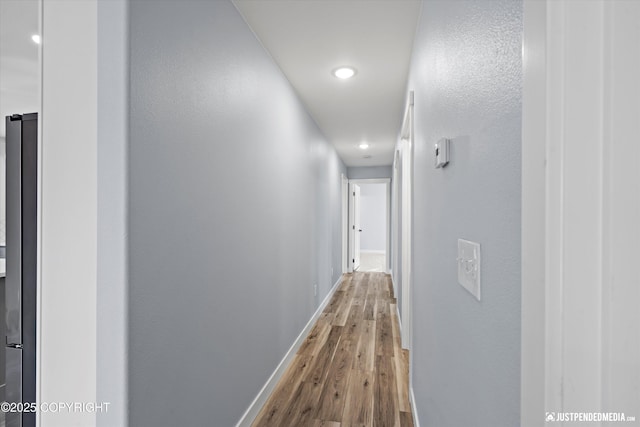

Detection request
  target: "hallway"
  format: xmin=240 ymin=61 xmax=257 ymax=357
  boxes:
xmin=253 ymin=272 xmax=413 ymax=427
xmin=15 ymin=0 xmax=640 ymax=425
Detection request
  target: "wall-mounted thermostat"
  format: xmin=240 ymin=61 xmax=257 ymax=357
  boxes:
xmin=435 ymin=138 xmax=450 ymax=168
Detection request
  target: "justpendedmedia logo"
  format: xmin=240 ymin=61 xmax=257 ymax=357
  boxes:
xmin=545 ymin=412 xmax=635 ymax=423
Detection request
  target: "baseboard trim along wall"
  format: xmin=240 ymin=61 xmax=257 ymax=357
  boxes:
xmin=410 ymin=387 xmax=421 ymax=427
xmin=392 ymin=275 xmax=419 ymax=426
xmin=360 ymin=249 xmax=386 ymax=255
xmin=395 ymin=301 xmax=403 ymax=331
xmin=235 ymin=275 xmax=344 ymax=427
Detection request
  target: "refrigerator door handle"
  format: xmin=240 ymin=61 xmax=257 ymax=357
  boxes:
xmin=6 ymin=114 xmax=23 ymax=346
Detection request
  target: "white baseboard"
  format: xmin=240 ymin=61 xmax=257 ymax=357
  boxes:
xmin=360 ymin=249 xmax=386 ymax=255
xmin=391 ymin=275 xmax=402 ymax=331
xmin=389 ymin=271 xmax=398 ymax=301
xmin=395 ymin=304 xmax=403 ymax=335
xmin=391 ymin=275 xmax=419 ymax=427
xmin=410 ymin=386 xmax=421 ymax=427
xmin=235 ymin=276 xmax=344 ymax=427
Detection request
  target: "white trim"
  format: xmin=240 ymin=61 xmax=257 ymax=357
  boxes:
xmin=410 ymin=387 xmax=421 ymax=427
xmin=36 ymin=1 xmax=43 ymax=425
xmin=391 ymin=276 xmax=402 ymax=332
xmin=395 ymin=300 xmax=402 ymax=336
xmin=235 ymin=276 xmax=344 ymax=427
xmin=521 ymin=1 xmax=546 ymax=424
xmin=392 ymin=275 xmax=414 ymax=420
xmin=341 ymin=174 xmax=349 ymax=273
xmin=385 ymin=180 xmax=391 ymax=274
xmin=40 ymin=2 xmax=98 ymax=425
xmin=348 ymin=182 xmax=356 ymax=273
xmin=392 ymin=275 xmax=418 ymax=427
xmin=96 ymin=2 xmax=129 ymax=426
xmin=360 ymin=250 xmax=385 ymax=255
xmin=522 ymin=0 xmax=640 ymax=422
xmin=348 ymin=178 xmax=391 ymax=274
xmin=391 ymin=150 xmax=400 ymax=297
xmin=399 ymin=92 xmax=414 ymax=354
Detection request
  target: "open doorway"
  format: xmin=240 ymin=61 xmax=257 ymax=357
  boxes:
xmin=348 ymin=178 xmax=390 ymax=273
xmin=356 ymin=182 xmax=387 ymax=271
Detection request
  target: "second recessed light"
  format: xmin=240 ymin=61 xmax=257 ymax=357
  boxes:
xmin=359 ymin=143 xmax=369 ymax=149
xmin=333 ymin=67 xmax=357 ymax=79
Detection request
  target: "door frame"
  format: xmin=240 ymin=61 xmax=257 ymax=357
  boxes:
xmin=347 ymin=178 xmax=391 ymax=274
xmin=521 ymin=1 xmax=640 ymax=423
xmin=349 ymin=182 xmax=362 ymax=271
xmin=521 ymin=1 xmax=546 ymax=422
xmin=398 ymin=91 xmax=414 ymax=352
xmin=341 ymin=173 xmax=349 ymax=273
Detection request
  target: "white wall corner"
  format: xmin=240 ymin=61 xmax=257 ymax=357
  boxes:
xmin=521 ymin=0 xmax=547 ymax=425
xmin=40 ymin=0 xmax=98 ymax=426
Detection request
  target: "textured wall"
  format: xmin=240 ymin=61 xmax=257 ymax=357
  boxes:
xmin=408 ymin=1 xmax=522 ymax=426
xmin=127 ymin=1 xmax=345 ymax=425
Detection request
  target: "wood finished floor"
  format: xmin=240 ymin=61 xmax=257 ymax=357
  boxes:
xmin=252 ymin=272 xmax=414 ymax=427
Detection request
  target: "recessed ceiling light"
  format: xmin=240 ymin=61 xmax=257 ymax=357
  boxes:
xmin=333 ymin=67 xmax=356 ymax=79
xmin=31 ymin=34 xmax=41 ymax=44
xmin=359 ymin=143 xmax=369 ymax=150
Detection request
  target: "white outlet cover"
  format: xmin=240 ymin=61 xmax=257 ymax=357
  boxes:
xmin=457 ymin=239 xmax=481 ymax=301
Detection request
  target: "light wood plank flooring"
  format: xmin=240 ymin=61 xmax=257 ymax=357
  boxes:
xmin=252 ymin=272 xmax=414 ymax=427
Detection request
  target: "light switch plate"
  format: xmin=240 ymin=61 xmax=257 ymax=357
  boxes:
xmin=457 ymin=239 xmax=481 ymax=300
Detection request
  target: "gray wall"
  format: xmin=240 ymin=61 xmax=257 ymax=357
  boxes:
xmin=347 ymin=165 xmax=392 ymax=179
xmin=127 ymin=1 xmax=345 ymax=426
xmin=408 ymin=1 xmax=522 ymax=426
xmin=359 ymin=183 xmax=386 ymax=252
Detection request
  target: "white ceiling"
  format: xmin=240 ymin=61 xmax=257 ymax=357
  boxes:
xmin=233 ymin=0 xmax=421 ymax=167
xmin=0 ymin=0 xmax=421 ymax=165
xmin=0 ymin=0 xmax=40 ymax=139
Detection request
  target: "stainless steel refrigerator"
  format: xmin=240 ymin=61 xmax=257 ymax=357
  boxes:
xmin=5 ymin=113 xmax=37 ymax=427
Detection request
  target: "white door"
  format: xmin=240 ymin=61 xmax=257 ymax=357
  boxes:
xmin=353 ymin=184 xmax=361 ymax=270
